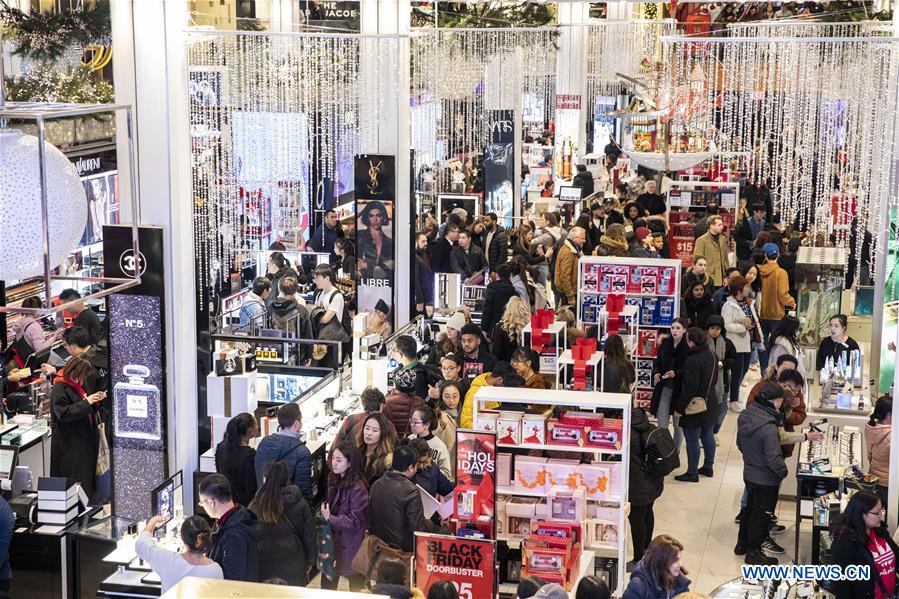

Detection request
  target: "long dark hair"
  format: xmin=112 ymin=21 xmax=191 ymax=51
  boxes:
xmin=328 ymin=441 xmax=367 ymax=491
xmin=249 ymin=460 xmax=289 ymax=525
xmin=604 ymin=334 xmax=635 ymax=392
xmin=643 ymin=534 xmax=685 ymax=590
xmin=217 ymin=413 xmax=255 ymax=483
xmin=870 ymin=395 xmax=892 ymax=427
xmin=179 ymin=515 xmax=213 ymax=554
xmin=770 ymin=315 xmax=800 ymax=349
xmin=59 ymin=354 xmax=94 ymax=386
xmin=831 ymin=490 xmax=882 ymax=543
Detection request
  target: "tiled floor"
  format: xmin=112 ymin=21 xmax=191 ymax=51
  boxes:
xmin=648 ymin=366 xmax=808 ymax=595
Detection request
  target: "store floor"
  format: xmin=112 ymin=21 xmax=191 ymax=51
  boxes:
xmin=652 ymin=367 xmax=805 ymax=595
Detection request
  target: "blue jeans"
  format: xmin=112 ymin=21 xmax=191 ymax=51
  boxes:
xmin=656 ymin=385 xmax=684 ymax=451
xmin=713 ymin=389 xmax=728 ymax=434
xmin=730 ymin=352 xmax=751 ymax=404
xmin=683 ymin=424 xmax=715 ymax=474
xmin=759 ymin=319 xmax=779 ymax=371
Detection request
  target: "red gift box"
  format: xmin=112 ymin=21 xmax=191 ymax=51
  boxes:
xmin=547 ymin=419 xmax=585 ymax=446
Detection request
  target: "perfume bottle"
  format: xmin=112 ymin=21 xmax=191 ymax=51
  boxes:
xmin=114 ymin=365 xmax=162 ymax=441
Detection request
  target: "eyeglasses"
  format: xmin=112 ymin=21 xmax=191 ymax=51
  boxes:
xmin=200 ymin=497 xmax=214 ymax=508
xmin=867 ymin=508 xmax=885 ymax=517
xmin=409 ymin=419 xmax=425 ymax=425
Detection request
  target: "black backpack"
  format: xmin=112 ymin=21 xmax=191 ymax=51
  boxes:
xmin=546 ymin=233 xmax=566 ymax=295
xmin=640 ymin=424 xmax=680 ymax=477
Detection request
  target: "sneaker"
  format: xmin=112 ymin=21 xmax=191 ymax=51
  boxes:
xmin=769 ymin=514 xmax=779 ymax=524
xmin=734 ymin=542 xmax=747 ymax=556
xmin=715 ymin=434 xmax=720 ymax=447
xmin=734 ymin=513 xmax=742 ymax=524
xmin=698 ymin=466 xmax=714 ymax=478
xmin=674 ymin=472 xmax=699 ymax=483
xmin=761 ymin=537 xmax=785 ymax=554
xmin=768 ymin=524 xmax=786 ymax=536
xmin=729 ymin=402 xmax=744 ymax=413
xmin=749 ymin=363 xmax=760 ymax=372
xmin=745 ymin=550 xmax=777 ymax=566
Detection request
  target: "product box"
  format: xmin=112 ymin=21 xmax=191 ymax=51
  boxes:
xmin=627 ymin=266 xmax=643 ymax=294
xmin=530 ymin=520 xmax=582 ymax=544
xmin=634 ymin=389 xmax=653 ymax=410
xmin=497 ymin=453 xmax=512 ymax=488
xmin=655 ymin=297 xmax=675 ymax=326
xmin=548 ymin=487 xmax=586 ymax=522
xmin=475 ymin=410 xmax=499 ymax=433
xmin=657 ymin=267 xmax=677 ymax=296
xmin=496 ymin=495 xmax=509 ymax=536
xmin=513 ymin=456 xmax=548 ymax=494
xmin=546 ymin=457 xmax=581 ymax=490
xmin=584 ymin=419 xmax=623 ymax=450
xmin=585 ymin=519 xmax=620 ymax=547
xmin=641 ymin=297 xmax=658 ymax=326
xmin=214 ymin=348 xmax=257 ymax=377
xmin=454 ymin=484 xmax=481 ymax=521
xmin=638 ymin=329 xmax=658 ymax=357
xmin=210 ymin=415 xmax=232 ymax=448
xmin=640 ymin=267 xmax=659 ymax=295
xmin=609 ymin=274 xmax=627 ymax=294
xmin=559 ymin=411 xmax=603 ymax=428
xmin=206 ymin=371 xmax=258 ymax=418
xmin=521 ymin=414 xmax=547 ymax=445
xmin=506 ymin=497 xmax=539 ymax=539
xmin=497 ymin=412 xmax=522 ymax=446
xmin=546 ymin=419 xmax=585 ymax=447
xmin=582 ymin=264 xmax=600 ymax=293
xmin=581 ymin=294 xmax=600 ymax=324
xmin=578 ymin=463 xmax=611 ymax=501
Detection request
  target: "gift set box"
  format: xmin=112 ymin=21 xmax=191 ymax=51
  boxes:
xmin=638 ymin=330 xmax=658 ymax=358
xmin=522 ymin=521 xmax=582 ymax=591
xmin=521 ymin=414 xmax=547 ymax=445
xmin=634 ymin=389 xmax=653 ymax=411
xmin=475 ymin=410 xmax=499 ymax=432
xmin=207 ymin=371 xmax=258 ymax=418
xmin=497 ymin=412 xmax=522 ymax=445
xmin=510 ymin=455 xmax=618 ymax=500
xmin=214 ymin=348 xmax=257 ymax=377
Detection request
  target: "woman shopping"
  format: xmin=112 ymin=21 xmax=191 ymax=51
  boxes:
xmin=651 ymin=318 xmax=690 ymax=452
xmin=321 ymin=441 xmax=369 ymax=592
xmin=673 ymin=328 xmax=718 ymax=482
xmin=135 ymin=516 xmax=223 ymax=592
xmin=767 ymin=316 xmax=807 ymax=379
xmin=722 ymin=276 xmax=764 ymax=409
xmin=627 ymin=409 xmax=665 ymax=572
xmin=214 ymin=413 xmax=258 ymax=506
xmin=602 ymin=334 xmax=636 ymax=394
xmin=865 ymin=396 xmax=892 ymax=511
xmin=355 ymin=412 xmax=396 ymax=485
xmin=622 ymin=535 xmax=691 ymax=599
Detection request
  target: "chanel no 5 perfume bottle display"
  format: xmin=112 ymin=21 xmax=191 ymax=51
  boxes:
xmin=114 ymin=365 xmax=162 ymax=441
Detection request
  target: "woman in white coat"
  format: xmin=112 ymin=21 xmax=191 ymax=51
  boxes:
xmin=721 ymin=275 xmax=764 ymax=407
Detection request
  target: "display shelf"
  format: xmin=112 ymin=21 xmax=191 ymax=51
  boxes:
xmin=497 ymin=441 xmax=624 ymax=455
xmin=558 ymin=348 xmax=603 ymax=392
xmin=497 ymin=486 xmax=622 ymax=503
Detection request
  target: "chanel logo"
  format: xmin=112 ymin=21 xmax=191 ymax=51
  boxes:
xmin=120 ymin=249 xmax=148 ymax=277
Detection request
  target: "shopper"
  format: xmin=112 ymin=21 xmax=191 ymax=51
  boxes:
xmin=49 ymin=355 xmax=104 ymax=499
xmin=490 ymin=295 xmax=529 ymax=363
xmin=450 ymin=228 xmax=487 ymax=284
xmin=674 ymin=328 xmax=718 ymax=482
xmin=265 ymin=252 xmax=298 ymax=311
xmin=535 ymin=584 xmax=570 ymax=599
xmin=830 ymin=491 xmax=899 ymax=598
xmin=595 ymin=223 xmax=629 ymax=257
xmin=321 ymin=441 xmax=369 ymax=592
xmin=866 ymin=396 xmax=893 ymax=510
xmin=413 ymin=231 xmax=435 ymax=315
xmin=41 ymin=325 xmax=109 ymax=395
xmin=575 ymin=575 xmax=611 ymax=599
xmin=712 ymin=268 xmax=740 ymax=315
xmin=269 ymin=276 xmax=313 ymax=351
xmin=680 ymin=256 xmax=713 ymax=298
xmin=693 ymin=216 xmax=729 ymax=287
xmin=371 ymin=559 xmax=418 ymax=599
xmin=735 ymin=382 xmax=788 ymax=565
xmin=681 ymin=280 xmax=714 ymax=329
xmin=622 ymin=535 xmax=690 ymax=599
xmin=482 ymin=212 xmax=509 ymax=274
xmin=429 ymin=220 xmax=459 ymax=275
xmin=335 ymin=238 xmax=356 ymax=279
xmin=408 ymin=405 xmax=452 ymax=479
xmin=198 ymin=474 xmax=259 ymax=581
xmin=435 ymin=381 xmax=462 ymax=452
xmin=254 ymin=403 xmax=312 ymax=500
xmin=427 ymin=311 xmax=466 ymax=366
xmin=356 ymin=412 xmax=397 ymax=485
xmin=757 ymin=243 xmax=795 ymax=370
xmin=427 ymin=580 xmax=459 ymax=599
xmin=511 ymin=347 xmax=548 ymax=390
xmin=816 ymin=314 xmax=861 ymax=372
xmin=391 ymin=335 xmax=429 ymax=401
xmin=312 ymin=263 xmax=347 ymax=367
xmin=337 ymin=387 xmax=385 ymax=445
xmin=459 ymin=362 xmax=518 ymax=428
xmin=517 ymin=576 xmax=548 ymax=598
xmin=575 ymin=202 xmax=603 ymax=255
xmin=0 ymin=497 xmax=11 ymax=593
xmin=722 ymin=275 xmax=763 ymax=409
xmin=214 ymin=413 xmax=258 ymax=507
xmin=705 ymin=316 xmax=735 ymax=436
xmin=513 ymin=225 xmax=548 ymax=274
xmin=249 ymin=460 xmax=315 ymax=586
xmin=767 ymin=316 xmax=807 ymax=379
xmin=427 ymin=353 xmax=469 ymax=405
xmin=11 ymin=296 xmax=51 ymax=355
xmin=602 ymin=334 xmax=636 ymax=394
xmin=630 ymin=227 xmax=660 ymax=259
xmin=402 ymin=437 xmax=454 ymax=500
xmin=368 ymin=444 xmax=439 ymax=553
xmin=383 ymin=369 xmax=426 ymax=437
xmin=651 ymin=318 xmax=690 ymax=451
xmin=635 ymin=179 xmax=667 ymax=216
xmin=135 ymin=515 xmax=223 ymax=592
xmin=460 ymin=323 xmax=498 ymax=379
xmin=481 ymin=264 xmax=519 ymax=338
xmin=58 ymin=289 xmax=103 ymax=344
xmin=628 ymin=409 xmax=665 ymax=570
xmin=554 ymin=226 xmax=585 ymax=306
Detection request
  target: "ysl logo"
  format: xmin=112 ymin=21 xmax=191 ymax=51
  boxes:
xmin=367 ymin=160 xmax=383 ymax=194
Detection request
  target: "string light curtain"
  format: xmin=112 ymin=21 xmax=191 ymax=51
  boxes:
xmin=187 ymin=32 xmax=401 ymax=295
xmin=410 ymin=28 xmax=557 ymax=191
xmin=726 ymin=20 xmax=892 ymax=39
xmin=659 ymin=36 xmax=899 ymax=282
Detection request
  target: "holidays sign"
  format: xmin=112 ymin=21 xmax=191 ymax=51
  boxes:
xmin=454 ymin=429 xmax=496 ymax=538
xmin=414 ymin=533 xmax=495 ymax=598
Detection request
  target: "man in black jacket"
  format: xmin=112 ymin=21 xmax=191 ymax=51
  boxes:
xmin=572 ymin=164 xmax=595 ymax=198
xmin=459 ymin=323 xmax=498 ymax=380
xmin=199 ymin=474 xmax=260 ymax=581
xmin=428 ymin=220 xmax=459 ymax=274
xmin=628 ymin=408 xmax=665 ymax=570
xmin=480 ymin=264 xmax=518 ymax=340
xmin=369 ymin=445 xmax=439 ymax=553
xmin=481 ymin=213 xmax=509 ymax=274
xmin=450 ymin=229 xmax=487 ymax=283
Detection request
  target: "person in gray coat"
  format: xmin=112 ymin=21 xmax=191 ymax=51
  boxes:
xmin=735 ymin=382 xmax=788 ymax=565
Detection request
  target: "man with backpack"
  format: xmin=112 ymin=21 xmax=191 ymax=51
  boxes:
xmin=628 ymin=407 xmax=676 ymax=571
xmin=254 ymin=403 xmax=313 ymax=501
xmin=312 ymin=264 xmax=349 ymax=368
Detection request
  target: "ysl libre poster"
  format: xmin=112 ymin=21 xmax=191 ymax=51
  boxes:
xmin=354 ymin=155 xmax=396 ymax=321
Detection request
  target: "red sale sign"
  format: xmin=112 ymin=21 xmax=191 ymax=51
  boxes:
xmin=669 ymin=221 xmax=696 ymax=267
xmin=414 ymin=533 xmax=496 ymax=598
xmin=454 ymin=429 xmax=496 ymax=538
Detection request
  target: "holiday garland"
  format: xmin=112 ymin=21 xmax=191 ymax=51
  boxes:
xmin=4 ymin=64 xmax=113 ymax=104
xmin=0 ymin=2 xmax=110 ymax=62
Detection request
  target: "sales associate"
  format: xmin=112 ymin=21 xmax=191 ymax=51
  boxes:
xmin=816 ymin=314 xmax=860 ymax=372
xmin=58 ymin=289 xmax=103 ymax=345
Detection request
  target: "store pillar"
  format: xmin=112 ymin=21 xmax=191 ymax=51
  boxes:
xmin=110 ymin=0 xmax=199 ymax=506
xmin=555 ymin=2 xmax=590 ymax=166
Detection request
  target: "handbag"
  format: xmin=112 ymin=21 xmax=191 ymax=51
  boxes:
xmin=96 ymin=422 xmax=111 ymax=476
xmin=350 ymin=533 xmax=412 ymax=584
xmin=684 ymin=359 xmax=716 ymax=416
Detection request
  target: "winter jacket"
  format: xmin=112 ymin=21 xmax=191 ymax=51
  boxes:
xmin=746 ymin=379 xmax=807 ymax=457
xmin=418 ymin=433 xmax=452 ymax=479
xmin=239 ymin=292 xmax=267 ymax=328
xmin=758 ymin=261 xmax=795 ymax=319
xmin=675 ymin=344 xmax=718 ymax=429
xmin=208 ymin=505 xmax=260 ymax=582
xmin=595 ymin=235 xmax=629 ymax=257
xmin=382 ymin=389 xmax=426 ymax=438
xmin=511 ymin=274 xmax=530 ymax=308
xmin=553 ymin=239 xmax=581 ymax=304
xmin=681 ymin=269 xmax=714 ymax=298
xmin=706 ymin=333 xmax=736 ymax=398
xmin=214 ymin=443 xmax=258 ymax=507
xmin=254 ymin=432 xmax=313 ymax=501
xmin=712 ymin=286 xmax=729 ymax=315
xmin=830 ymin=526 xmax=899 ymax=599
xmin=680 ymin=294 xmax=714 ymax=330
xmin=622 ymin=560 xmax=691 ymax=599
xmin=270 ymin=296 xmax=313 ymax=361
xmin=629 ymin=409 xmax=664 ymax=506
xmin=434 ymin=410 xmax=458 ymax=472
xmin=482 ymin=226 xmax=509 ymax=272
xmin=573 ymin=170 xmax=595 ymax=197
xmin=428 ymin=236 xmax=454 ymax=274
xmin=414 ymin=250 xmax=434 ymax=306
xmin=12 ymin=316 xmax=50 ymax=353
xmin=371 ymin=583 xmax=415 ymax=599
xmin=693 ymin=231 xmax=729 ymax=286
xmin=629 ymin=245 xmax=661 ymax=259
xmin=412 ymin=461 xmax=455 ymax=499
xmin=480 ymin=278 xmax=518 ymax=337
xmin=512 ymin=244 xmax=546 ymax=267
xmin=308 ymin=223 xmax=343 ymax=256
xmin=49 ymin=377 xmax=100 ymax=499
xmin=266 ymin=266 xmax=299 ymax=310
xmin=460 ymin=372 xmax=500 ymax=429
xmin=530 ymin=226 xmax=563 ymax=254
xmin=369 ymin=471 xmax=438 ymax=553
xmin=327 ymin=480 xmax=369 ymax=576
xmin=450 ymin=244 xmax=487 ymax=279
xmin=736 ymin=399 xmax=788 ymax=486
xmin=722 ymin=296 xmax=762 ymax=354
xmin=650 ymin=335 xmax=688 ymax=415
xmin=488 ymin=325 xmax=518 ymax=365
xmin=253 ymin=485 xmax=315 ymax=586
xmin=865 ymin=422 xmax=891 ymax=484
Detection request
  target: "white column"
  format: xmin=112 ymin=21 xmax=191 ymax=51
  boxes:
xmin=111 ymin=1 xmax=197 ymax=504
xmin=555 ymin=2 xmax=590 ymax=165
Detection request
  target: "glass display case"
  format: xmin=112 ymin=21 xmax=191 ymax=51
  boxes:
xmin=795 ymin=247 xmax=848 ymax=348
